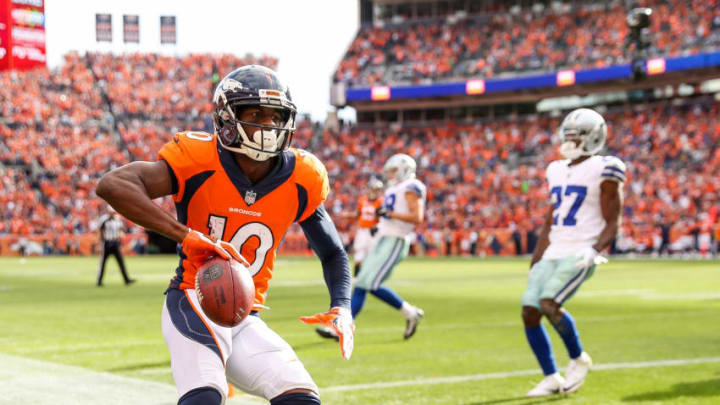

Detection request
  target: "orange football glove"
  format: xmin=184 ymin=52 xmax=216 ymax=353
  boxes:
xmin=181 ymin=229 xmax=249 ymax=267
xmin=300 ymin=307 xmax=354 ymax=360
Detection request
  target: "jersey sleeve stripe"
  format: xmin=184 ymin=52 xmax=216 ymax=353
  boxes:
xmin=602 ymin=170 xmax=625 ymax=178
xmin=294 ymin=184 xmax=309 ymax=223
xmin=601 ymin=172 xmax=625 ymax=182
xmin=602 ymin=169 xmax=625 ymax=177
xmin=406 ymin=184 xmax=424 ymax=196
xmin=603 ymin=166 xmax=625 ymax=175
xmin=602 ymin=168 xmax=625 ymax=177
xmin=161 ymin=159 xmax=179 ymax=195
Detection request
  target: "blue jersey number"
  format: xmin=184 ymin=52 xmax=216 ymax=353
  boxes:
xmin=385 ymin=194 xmax=396 ymax=212
xmin=551 ymin=185 xmax=587 ymax=226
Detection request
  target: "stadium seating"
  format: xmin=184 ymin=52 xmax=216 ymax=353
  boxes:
xmin=334 ymin=0 xmax=720 ymax=87
xmin=0 ymin=52 xmax=277 ymax=254
xmin=1 ymin=51 xmax=719 ymax=257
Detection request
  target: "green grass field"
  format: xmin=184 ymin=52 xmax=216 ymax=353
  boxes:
xmin=1 ymin=255 xmax=719 ymax=404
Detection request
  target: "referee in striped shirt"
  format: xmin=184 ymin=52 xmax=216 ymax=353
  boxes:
xmin=97 ymin=208 xmax=135 ymax=286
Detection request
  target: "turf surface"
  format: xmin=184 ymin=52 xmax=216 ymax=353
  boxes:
xmin=1 ymin=255 xmax=719 ymax=404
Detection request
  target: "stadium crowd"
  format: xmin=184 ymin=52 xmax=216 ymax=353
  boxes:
xmin=334 ymin=0 xmax=720 ymax=87
xmin=0 ymin=52 xmax=276 ymax=254
xmin=2 ymin=51 xmax=720 ymax=257
xmin=316 ymin=100 xmax=720 ymax=257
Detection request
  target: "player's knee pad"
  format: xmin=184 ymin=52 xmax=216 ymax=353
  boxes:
xmin=178 ymin=387 xmax=222 ymax=405
xmin=270 ymin=392 xmax=321 ymax=405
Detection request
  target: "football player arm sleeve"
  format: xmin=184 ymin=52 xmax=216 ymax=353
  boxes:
xmin=593 ymin=180 xmax=622 ymax=252
xmin=96 ymin=161 xmax=189 ymax=242
xmin=530 ymin=207 xmax=554 ymax=267
xmin=389 ymin=191 xmax=424 ymax=224
xmin=299 ymin=204 xmax=352 ymax=309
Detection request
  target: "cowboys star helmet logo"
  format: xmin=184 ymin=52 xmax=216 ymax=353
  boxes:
xmin=244 ymin=190 xmax=257 ymax=205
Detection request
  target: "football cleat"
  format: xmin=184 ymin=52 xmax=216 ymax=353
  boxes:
xmin=315 ymin=326 xmax=339 ymax=342
xmin=403 ymin=308 xmax=424 ymax=340
xmin=563 ymin=351 xmax=592 ymax=393
xmin=527 ymin=373 xmax=565 ymax=397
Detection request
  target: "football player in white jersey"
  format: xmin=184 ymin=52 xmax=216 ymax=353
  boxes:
xmin=522 ymin=108 xmax=625 ymax=397
xmin=320 ymin=154 xmax=426 ymax=340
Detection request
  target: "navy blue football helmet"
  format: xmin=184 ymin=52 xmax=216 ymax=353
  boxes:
xmin=212 ymin=65 xmax=297 ymax=161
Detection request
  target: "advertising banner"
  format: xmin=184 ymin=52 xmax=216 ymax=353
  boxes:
xmin=96 ymin=13 xmax=111 ymax=42
xmin=160 ymin=15 xmax=175 ymax=44
xmin=0 ymin=0 xmax=46 ymax=71
xmin=0 ymin=0 xmax=10 ymax=70
xmin=123 ymin=14 xmax=139 ymax=43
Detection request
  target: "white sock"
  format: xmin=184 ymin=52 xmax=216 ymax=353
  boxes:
xmin=400 ymin=301 xmax=416 ymax=319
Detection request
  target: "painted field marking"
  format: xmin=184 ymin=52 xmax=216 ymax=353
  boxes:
xmin=322 ymin=356 xmax=720 ymax=392
xmin=0 ymin=353 xmax=256 ymax=405
xmin=282 ymin=310 xmax=719 ymax=339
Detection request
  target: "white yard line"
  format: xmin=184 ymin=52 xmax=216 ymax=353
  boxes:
xmin=321 ymin=356 xmax=720 ymax=393
xmin=0 ymin=353 xmax=256 ymax=405
xmin=2 ymin=351 xmax=720 ymax=401
xmin=280 ymin=309 xmax=718 ymax=338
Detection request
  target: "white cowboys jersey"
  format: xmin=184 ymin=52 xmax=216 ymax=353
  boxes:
xmin=543 ymin=155 xmax=626 ymax=260
xmin=379 ymin=177 xmax=426 ymax=238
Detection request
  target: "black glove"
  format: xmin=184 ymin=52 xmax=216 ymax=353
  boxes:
xmin=375 ymin=206 xmax=389 ymax=218
xmin=369 ymin=226 xmax=378 ymax=236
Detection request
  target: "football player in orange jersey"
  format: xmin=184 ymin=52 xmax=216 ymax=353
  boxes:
xmin=96 ymin=66 xmax=353 ymax=405
xmin=352 ymin=179 xmax=384 ymax=276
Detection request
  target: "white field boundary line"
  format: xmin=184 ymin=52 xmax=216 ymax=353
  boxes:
xmin=280 ymin=309 xmax=718 ymax=339
xmin=0 ymin=352 xmax=256 ymax=405
xmin=321 ymin=357 xmax=720 ymax=393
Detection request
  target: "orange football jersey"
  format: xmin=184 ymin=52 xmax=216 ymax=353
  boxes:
xmin=158 ymin=131 xmax=329 ymax=309
xmin=357 ymin=195 xmax=383 ymax=229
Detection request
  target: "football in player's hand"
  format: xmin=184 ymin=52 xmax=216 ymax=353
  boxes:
xmin=195 ymin=257 xmax=255 ymax=327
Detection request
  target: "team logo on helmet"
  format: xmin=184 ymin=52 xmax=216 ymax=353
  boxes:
xmin=221 ymin=78 xmax=244 ymax=92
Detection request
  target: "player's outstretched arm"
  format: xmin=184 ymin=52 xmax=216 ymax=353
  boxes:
xmin=298 ymin=205 xmax=352 ymax=309
xmin=96 ymin=161 xmax=188 ymax=242
xmin=530 ymin=207 xmax=554 ymax=268
xmin=592 ymin=180 xmax=622 ymax=252
xmin=298 ymin=204 xmax=354 ymax=359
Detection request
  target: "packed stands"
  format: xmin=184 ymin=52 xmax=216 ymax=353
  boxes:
xmin=1 ymin=50 xmax=719 ymax=257
xmin=0 ymin=52 xmax=277 ymax=255
xmin=318 ymin=98 xmax=720 ymax=257
xmin=334 ymin=0 xmax=720 ymax=87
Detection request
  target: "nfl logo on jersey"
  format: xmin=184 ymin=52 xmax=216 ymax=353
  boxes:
xmin=244 ymin=189 xmax=257 ymax=205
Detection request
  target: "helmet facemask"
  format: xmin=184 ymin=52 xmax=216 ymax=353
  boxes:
xmin=558 ymin=130 xmax=587 ymax=160
xmin=216 ymin=101 xmax=296 ymax=162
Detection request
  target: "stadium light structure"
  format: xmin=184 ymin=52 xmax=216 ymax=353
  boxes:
xmin=626 ymin=7 xmax=653 ymax=81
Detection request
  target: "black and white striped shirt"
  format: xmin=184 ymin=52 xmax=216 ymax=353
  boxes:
xmin=100 ymin=216 xmax=123 ymax=243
